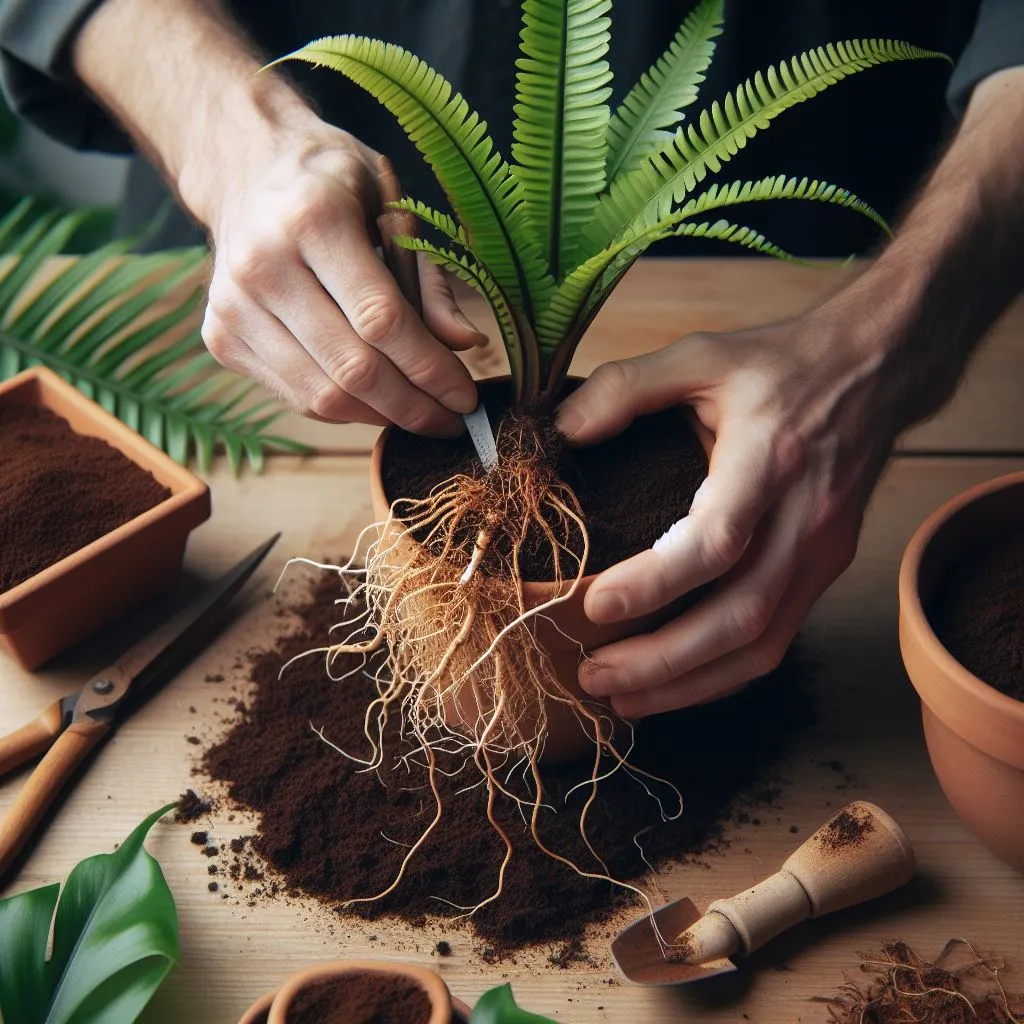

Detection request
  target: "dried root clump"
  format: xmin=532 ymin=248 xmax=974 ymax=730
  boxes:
xmin=825 ymin=939 xmax=1023 ymax=1024
xmin=285 ymin=411 xmax=680 ymax=917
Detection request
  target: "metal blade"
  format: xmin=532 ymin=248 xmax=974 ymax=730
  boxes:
xmin=463 ymin=402 xmax=498 ymax=472
xmin=73 ymin=533 xmax=280 ymax=723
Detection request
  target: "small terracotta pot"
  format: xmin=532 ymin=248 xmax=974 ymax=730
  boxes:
xmin=899 ymin=470 xmax=1024 ymax=872
xmin=237 ymin=960 xmax=461 ymax=1024
xmin=0 ymin=366 xmax=210 ymax=669
xmin=370 ymin=376 xmax=712 ymax=762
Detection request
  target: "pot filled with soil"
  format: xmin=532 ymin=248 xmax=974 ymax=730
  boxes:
xmin=0 ymin=366 xmax=210 ymax=669
xmin=899 ymin=470 xmax=1024 ymax=872
xmin=236 ymin=960 xmax=464 ymax=1024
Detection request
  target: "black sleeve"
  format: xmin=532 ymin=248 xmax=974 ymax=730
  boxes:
xmin=947 ymin=0 xmax=1024 ymax=117
xmin=0 ymin=0 xmax=133 ymax=153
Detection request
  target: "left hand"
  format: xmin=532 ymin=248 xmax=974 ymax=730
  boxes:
xmin=555 ymin=309 xmax=902 ymax=719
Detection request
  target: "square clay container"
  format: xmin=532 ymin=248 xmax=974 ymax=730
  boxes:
xmin=0 ymin=366 xmax=211 ymax=669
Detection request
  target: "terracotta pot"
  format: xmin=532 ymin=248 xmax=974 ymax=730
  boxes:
xmin=0 ymin=366 xmax=210 ymax=669
xmin=899 ymin=469 xmax=1024 ymax=872
xmin=237 ymin=959 xmax=461 ymax=1024
xmin=370 ymin=376 xmax=712 ymax=763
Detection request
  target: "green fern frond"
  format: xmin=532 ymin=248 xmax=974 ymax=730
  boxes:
xmin=605 ymin=0 xmax=723 ymax=183
xmin=394 ymin=235 xmax=531 ymax=391
xmin=0 ymin=204 xmax=311 ymax=474
xmin=587 ymin=38 xmax=948 ymax=253
xmin=275 ymin=36 xmax=554 ymax=323
xmin=389 ymin=197 xmax=469 ymax=248
xmin=511 ymin=0 xmax=613 ymax=277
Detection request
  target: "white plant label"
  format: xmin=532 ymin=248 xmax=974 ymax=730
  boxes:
xmin=464 ymin=403 xmax=498 ymax=472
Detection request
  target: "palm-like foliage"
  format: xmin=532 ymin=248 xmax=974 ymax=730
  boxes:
xmin=0 ymin=200 xmax=311 ymax=473
xmin=281 ymin=0 xmax=947 ymax=404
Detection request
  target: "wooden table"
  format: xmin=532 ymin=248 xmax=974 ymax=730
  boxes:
xmin=2 ymin=259 xmax=1023 ymax=1022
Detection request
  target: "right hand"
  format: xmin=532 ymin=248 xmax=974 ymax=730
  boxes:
xmin=188 ymin=116 xmax=484 ymax=434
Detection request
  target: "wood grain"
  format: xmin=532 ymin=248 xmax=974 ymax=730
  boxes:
xmin=1 ymin=455 xmax=1022 ymax=1022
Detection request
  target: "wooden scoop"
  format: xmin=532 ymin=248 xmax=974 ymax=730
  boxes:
xmin=611 ymin=800 xmax=915 ymax=985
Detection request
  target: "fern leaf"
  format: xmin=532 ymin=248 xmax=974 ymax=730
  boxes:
xmin=511 ymin=0 xmax=613 ymax=278
xmin=587 ymin=39 xmax=948 ymax=253
xmin=0 ymin=208 xmax=311 ymax=474
xmin=388 ymin=198 xmax=469 ymax=248
xmin=395 ymin=234 xmax=531 ymax=394
xmin=275 ymin=36 xmax=554 ymax=318
xmin=605 ymin=0 xmax=723 ymax=183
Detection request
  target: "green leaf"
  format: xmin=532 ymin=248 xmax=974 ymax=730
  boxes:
xmin=605 ymin=0 xmax=723 ymax=182
xmin=511 ymin=0 xmax=613 ymax=277
xmin=470 ymin=984 xmax=556 ymax=1024
xmin=587 ymin=38 xmax=949 ymax=255
xmin=0 ymin=806 xmax=179 ymax=1024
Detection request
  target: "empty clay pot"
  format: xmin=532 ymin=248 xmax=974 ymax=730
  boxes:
xmin=899 ymin=469 xmax=1024 ymax=872
xmin=237 ymin=959 xmax=465 ymax=1024
xmin=370 ymin=377 xmax=711 ymax=763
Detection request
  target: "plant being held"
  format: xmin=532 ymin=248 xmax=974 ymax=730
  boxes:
xmin=277 ymin=0 xmax=945 ymax=914
xmin=0 ymin=806 xmax=179 ymax=1024
xmin=470 ymin=984 xmax=554 ymax=1024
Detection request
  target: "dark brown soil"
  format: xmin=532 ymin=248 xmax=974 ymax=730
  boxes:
xmin=286 ymin=975 xmax=432 ymax=1024
xmin=175 ymin=788 xmax=213 ymax=823
xmin=931 ymin=525 xmax=1024 ymax=701
xmin=197 ymin=569 xmax=812 ymax=953
xmin=381 ymin=380 xmax=708 ymax=579
xmin=0 ymin=403 xmax=170 ymax=592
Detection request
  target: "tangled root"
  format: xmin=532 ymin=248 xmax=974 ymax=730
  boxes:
xmin=286 ymin=412 xmax=681 ymax=919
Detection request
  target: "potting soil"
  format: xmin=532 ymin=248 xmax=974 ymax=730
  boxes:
xmin=0 ymin=403 xmax=170 ymax=592
xmin=931 ymin=525 xmax=1024 ymax=702
xmin=197 ymin=569 xmax=813 ymax=953
xmin=285 ymin=974 xmax=432 ymax=1024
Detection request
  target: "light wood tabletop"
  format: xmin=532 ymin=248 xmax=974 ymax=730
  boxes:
xmin=1 ymin=258 xmax=1022 ymax=1022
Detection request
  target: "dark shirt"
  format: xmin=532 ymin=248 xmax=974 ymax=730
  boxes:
xmin=0 ymin=0 xmax=1021 ymax=254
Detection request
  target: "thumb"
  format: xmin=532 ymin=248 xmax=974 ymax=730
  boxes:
xmin=555 ymin=348 xmax=692 ymax=445
xmin=418 ymin=255 xmax=489 ymax=351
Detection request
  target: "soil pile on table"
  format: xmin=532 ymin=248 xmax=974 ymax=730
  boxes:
xmin=931 ymin=525 xmax=1024 ymax=701
xmin=824 ymin=939 xmax=1023 ymax=1023
xmin=381 ymin=386 xmax=709 ymax=578
xmin=0 ymin=404 xmax=170 ymax=592
xmin=286 ymin=975 xmax=432 ymax=1024
xmin=197 ymin=569 xmax=813 ymax=952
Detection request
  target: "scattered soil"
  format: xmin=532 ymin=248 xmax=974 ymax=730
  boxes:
xmin=0 ymin=403 xmax=170 ymax=592
xmin=817 ymin=806 xmax=874 ymax=852
xmin=824 ymin=939 xmax=1022 ymax=1023
xmin=931 ymin=525 xmax=1024 ymax=701
xmin=175 ymin=788 xmax=213 ymax=823
xmin=381 ymin=380 xmax=708 ymax=579
xmin=194 ymin=568 xmax=812 ymax=953
xmin=286 ymin=975 xmax=432 ymax=1024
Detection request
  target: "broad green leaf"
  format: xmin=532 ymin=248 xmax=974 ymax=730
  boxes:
xmin=511 ymin=0 xmax=613 ymax=277
xmin=470 ymin=984 xmax=555 ymax=1024
xmin=0 ymin=807 xmax=178 ymax=1024
xmin=605 ymin=0 xmax=723 ymax=182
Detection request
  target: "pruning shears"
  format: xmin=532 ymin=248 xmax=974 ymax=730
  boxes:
xmin=0 ymin=533 xmax=279 ymax=887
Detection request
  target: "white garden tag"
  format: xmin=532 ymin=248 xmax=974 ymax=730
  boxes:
xmin=463 ymin=402 xmax=498 ymax=471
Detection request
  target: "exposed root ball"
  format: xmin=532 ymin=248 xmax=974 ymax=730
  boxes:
xmin=289 ymin=412 xmax=678 ymax=918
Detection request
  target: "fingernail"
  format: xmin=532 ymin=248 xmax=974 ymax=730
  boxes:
xmin=453 ymin=310 xmax=486 ymax=343
xmin=588 ymin=590 xmax=627 ymax=623
xmin=580 ymin=663 xmax=623 ymax=696
xmin=556 ymin=404 xmax=585 ymax=439
xmin=441 ymin=386 xmax=478 ymax=414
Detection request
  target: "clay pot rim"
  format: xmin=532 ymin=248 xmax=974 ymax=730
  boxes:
xmin=898 ymin=470 xmax=1024 ymax=741
xmin=0 ymin=366 xmax=210 ymax=627
xmin=267 ymin=958 xmax=453 ymax=1024
xmin=370 ymin=373 xmax=713 ymax=593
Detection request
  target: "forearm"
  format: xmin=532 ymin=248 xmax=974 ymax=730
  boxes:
xmin=71 ymin=0 xmax=315 ymax=225
xmin=818 ymin=67 xmax=1024 ymax=431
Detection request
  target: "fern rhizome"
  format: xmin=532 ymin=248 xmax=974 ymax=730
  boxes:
xmin=276 ymin=0 xmax=946 ymax=919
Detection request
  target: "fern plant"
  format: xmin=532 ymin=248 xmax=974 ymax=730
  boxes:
xmin=0 ymin=198 xmax=312 ymax=473
xmin=279 ymin=0 xmax=947 ymax=405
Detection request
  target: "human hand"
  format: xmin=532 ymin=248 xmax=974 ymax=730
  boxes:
xmin=556 ymin=311 xmax=903 ymax=718
xmin=188 ymin=114 xmax=484 ymax=433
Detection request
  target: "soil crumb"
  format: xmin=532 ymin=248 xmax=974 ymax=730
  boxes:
xmin=817 ymin=806 xmax=874 ymax=852
xmin=931 ymin=524 xmax=1024 ymax=702
xmin=193 ymin=567 xmax=813 ymax=954
xmin=824 ymin=939 xmax=1022 ymax=1023
xmin=176 ymin=789 xmax=213 ymax=823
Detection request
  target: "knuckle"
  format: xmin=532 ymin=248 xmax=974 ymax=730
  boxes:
xmin=201 ymin=317 xmax=234 ymax=367
xmin=280 ymin=188 xmax=331 ymax=237
xmin=748 ymin=639 xmax=786 ymax=679
xmin=699 ymin=518 xmax=747 ymax=575
xmin=308 ymin=384 xmax=354 ymax=422
xmin=329 ymin=347 xmax=380 ymax=395
xmin=727 ymin=590 xmax=774 ymax=646
xmin=591 ymin=359 xmax=639 ymax=398
xmin=350 ymin=292 xmax=403 ymax=347
xmin=227 ymin=244 xmax=277 ymax=294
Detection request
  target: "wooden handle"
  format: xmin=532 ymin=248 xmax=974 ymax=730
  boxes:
xmin=375 ymin=155 xmax=423 ymax=317
xmin=686 ymin=802 xmax=915 ymax=960
xmin=0 ymin=701 xmax=65 ymax=776
xmin=0 ymin=718 xmax=109 ymax=884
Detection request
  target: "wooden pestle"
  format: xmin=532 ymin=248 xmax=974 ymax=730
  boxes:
xmin=674 ymin=801 xmax=915 ymax=964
